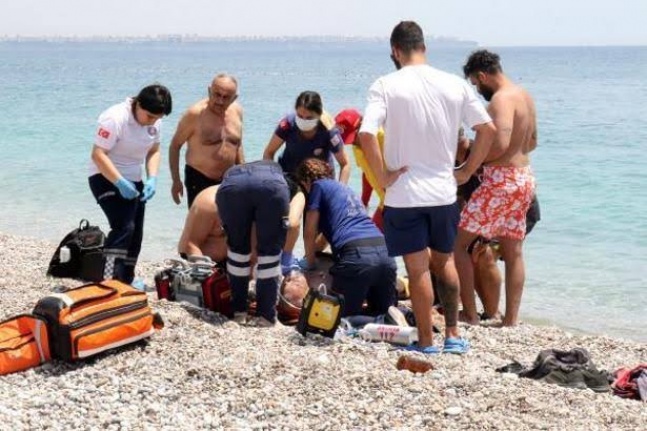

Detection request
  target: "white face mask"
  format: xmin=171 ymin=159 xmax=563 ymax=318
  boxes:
xmin=295 ymin=116 xmax=319 ymax=132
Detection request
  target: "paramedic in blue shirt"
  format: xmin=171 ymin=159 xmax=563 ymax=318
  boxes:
xmin=88 ymin=84 xmax=172 ymax=284
xmin=263 ymin=91 xmax=350 ymax=274
xmin=295 ymin=158 xmax=397 ymax=323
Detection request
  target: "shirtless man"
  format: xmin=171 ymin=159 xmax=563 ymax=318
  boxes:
xmin=177 ymin=186 xmax=227 ymax=263
xmin=169 ymin=73 xmax=244 ymax=208
xmin=454 ymin=50 xmax=537 ymax=327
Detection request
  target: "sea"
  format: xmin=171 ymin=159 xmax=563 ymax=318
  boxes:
xmin=0 ymin=39 xmax=645 ymax=342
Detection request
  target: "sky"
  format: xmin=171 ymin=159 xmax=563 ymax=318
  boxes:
xmin=1 ymin=0 xmax=646 ymax=46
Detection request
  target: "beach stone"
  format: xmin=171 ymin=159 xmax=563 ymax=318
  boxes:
xmin=445 ymin=406 xmax=463 ymax=416
xmin=0 ymin=232 xmax=645 ymax=430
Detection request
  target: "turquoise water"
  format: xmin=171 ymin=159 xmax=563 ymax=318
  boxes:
xmin=0 ymin=41 xmax=645 ymax=342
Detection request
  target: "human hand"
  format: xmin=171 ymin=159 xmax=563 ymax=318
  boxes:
xmin=297 ymin=257 xmax=316 ymax=272
xmin=454 ymin=168 xmax=472 ymax=186
xmin=114 ymin=177 xmax=140 ymax=200
xmin=382 ymin=166 xmax=408 ymax=188
xmin=171 ymin=180 xmax=184 ymax=205
xmin=140 ymin=176 xmax=157 ymax=202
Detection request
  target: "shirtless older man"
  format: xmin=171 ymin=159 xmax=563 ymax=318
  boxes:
xmin=454 ymin=50 xmax=538 ymax=327
xmin=169 ymin=74 xmax=244 ymax=208
xmin=177 ymin=186 xmax=227 ymax=262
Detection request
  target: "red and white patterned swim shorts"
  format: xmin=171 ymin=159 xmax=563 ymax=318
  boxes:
xmin=459 ymin=166 xmax=536 ymax=240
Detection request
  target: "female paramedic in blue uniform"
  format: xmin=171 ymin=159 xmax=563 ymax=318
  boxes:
xmin=295 ymin=158 xmax=398 ymax=326
xmin=88 ymin=84 xmax=172 ymax=284
xmin=216 ymin=160 xmax=291 ymax=327
xmin=263 ymin=91 xmax=351 ymax=275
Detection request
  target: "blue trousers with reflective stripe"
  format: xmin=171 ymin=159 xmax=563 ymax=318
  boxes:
xmin=216 ymin=161 xmax=290 ymax=322
xmin=89 ymin=174 xmax=145 ymax=284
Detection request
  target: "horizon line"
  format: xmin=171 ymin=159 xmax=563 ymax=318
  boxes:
xmin=0 ymin=34 xmax=645 ymax=48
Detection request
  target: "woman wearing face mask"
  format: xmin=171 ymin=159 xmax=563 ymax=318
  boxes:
xmin=263 ymin=90 xmax=350 ymax=274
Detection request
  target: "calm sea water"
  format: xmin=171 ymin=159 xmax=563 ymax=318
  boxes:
xmin=0 ymin=41 xmax=645 ymax=341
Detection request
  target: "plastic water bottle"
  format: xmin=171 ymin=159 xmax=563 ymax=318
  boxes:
xmin=358 ymin=323 xmax=418 ymax=346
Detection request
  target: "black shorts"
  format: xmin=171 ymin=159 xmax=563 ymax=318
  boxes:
xmin=185 ymin=165 xmax=222 ymax=209
xmin=525 ymin=195 xmax=541 ymax=235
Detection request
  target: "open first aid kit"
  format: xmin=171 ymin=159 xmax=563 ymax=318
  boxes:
xmin=155 ymin=257 xmax=233 ymax=318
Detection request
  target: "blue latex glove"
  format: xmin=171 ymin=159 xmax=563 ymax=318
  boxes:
xmin=114 ymin=177 xmax=140 ymax=200
xmin=297 ymin=257 xmax=316 ymax=271
xmin=140 ymin=176 xmax=157 ymax=202
xmin=131 ymin=278 xmax=146 ymax=291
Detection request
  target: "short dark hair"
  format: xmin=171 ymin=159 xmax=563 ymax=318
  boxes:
xmin=134 ymin=84 xmax=173 ymax=116
xmin=463 ymin=50 xmax=502 ymax=78
xmin=295 ymin=91 xmax=323 ymax=116
xmin=390 ymin=21 xmax=425 ymax=53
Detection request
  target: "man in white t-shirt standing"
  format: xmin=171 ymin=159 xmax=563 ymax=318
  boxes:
xmin=359 ymin=21 xmax=496 ymax=354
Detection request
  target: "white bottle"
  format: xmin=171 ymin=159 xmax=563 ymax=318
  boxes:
xmin=59 ymin=246 xmax=71 ymax=263
xmin=359 ymin=323 xmax=418 ymax=346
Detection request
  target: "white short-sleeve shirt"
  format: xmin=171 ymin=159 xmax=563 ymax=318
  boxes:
xmin=360 ymin=64 xmax=491 ymax=208
xmin=88 ymin=98 xmax=162 ymax=181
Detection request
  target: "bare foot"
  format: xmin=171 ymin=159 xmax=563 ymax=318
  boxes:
xmin=458 ymin=310 xmax=479 ymax=326
xmin=502 ymin=315 xmax=519 ymax=327
xmin=480 ymin=311 xmax=503 ymax=321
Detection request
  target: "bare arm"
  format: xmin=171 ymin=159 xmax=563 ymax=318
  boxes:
xmin=359 ymin=132 xmax=383 ymax=186
xmin=334 ymin=146 xmax=351 ymax=184
xmin=236 ymin=106 xmax=245 ymax=164
xmin=303 ymin=210 xmax=320 ymax=268
xmin=145 ymin=142 xmax=161 ymax=178
xmin=91 ymin=146 xmax=122 ymax=183
xmin=263 ymin=134 xmax=284 ymax=160
xmin=359 ymin=132 xmax=407 ymax=189
xmin=178 ymin=202 xmax=215 ymax=257
xmin=169 ymin=111 xmax=195 ymax=204
xmin=454 ymin=121 xmax=496 ymax=185
xmin=484 ymin=94 xmax=514 ymax=162
xmin=169 ymin=111 xmax=194 ymax=184
xmin=529 ymin=113 xmax=538 ymax=152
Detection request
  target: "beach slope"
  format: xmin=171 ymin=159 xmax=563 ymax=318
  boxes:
xmin=0 ymin=233 xmax=645 ymax=429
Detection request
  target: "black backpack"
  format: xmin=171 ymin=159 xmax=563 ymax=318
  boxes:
xmin=47 ymin=219 xmax=106 ymax=281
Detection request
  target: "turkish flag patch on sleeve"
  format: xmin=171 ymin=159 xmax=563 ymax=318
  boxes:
xmin=98 ymin=127 xmax=111 ymax=139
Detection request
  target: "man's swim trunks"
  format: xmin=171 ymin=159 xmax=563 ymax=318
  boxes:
xmin=459 ymin=166 xmax=536 ymax=240
xmin=185 ymin=165 xmax=222 ymax=208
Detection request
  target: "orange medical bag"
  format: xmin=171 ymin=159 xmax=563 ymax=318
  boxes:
xmin=33 ymin=280 xmax=162 ymax=361
xmin=0 ymin=314 xmax=51 ymax=375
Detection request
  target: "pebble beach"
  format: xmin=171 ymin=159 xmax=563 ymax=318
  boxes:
xmin=0 ymin=232 xmax=645 ymax=430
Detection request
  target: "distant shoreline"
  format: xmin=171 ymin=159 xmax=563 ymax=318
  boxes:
xmin=0 ymin=34 xmax=478 ymax=47
xmin=2 ymin=37 xmax=645 ymax=49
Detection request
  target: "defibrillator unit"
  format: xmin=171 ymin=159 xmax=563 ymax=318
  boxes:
xmin=296 ymin=288 xmax=343 ymax=338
